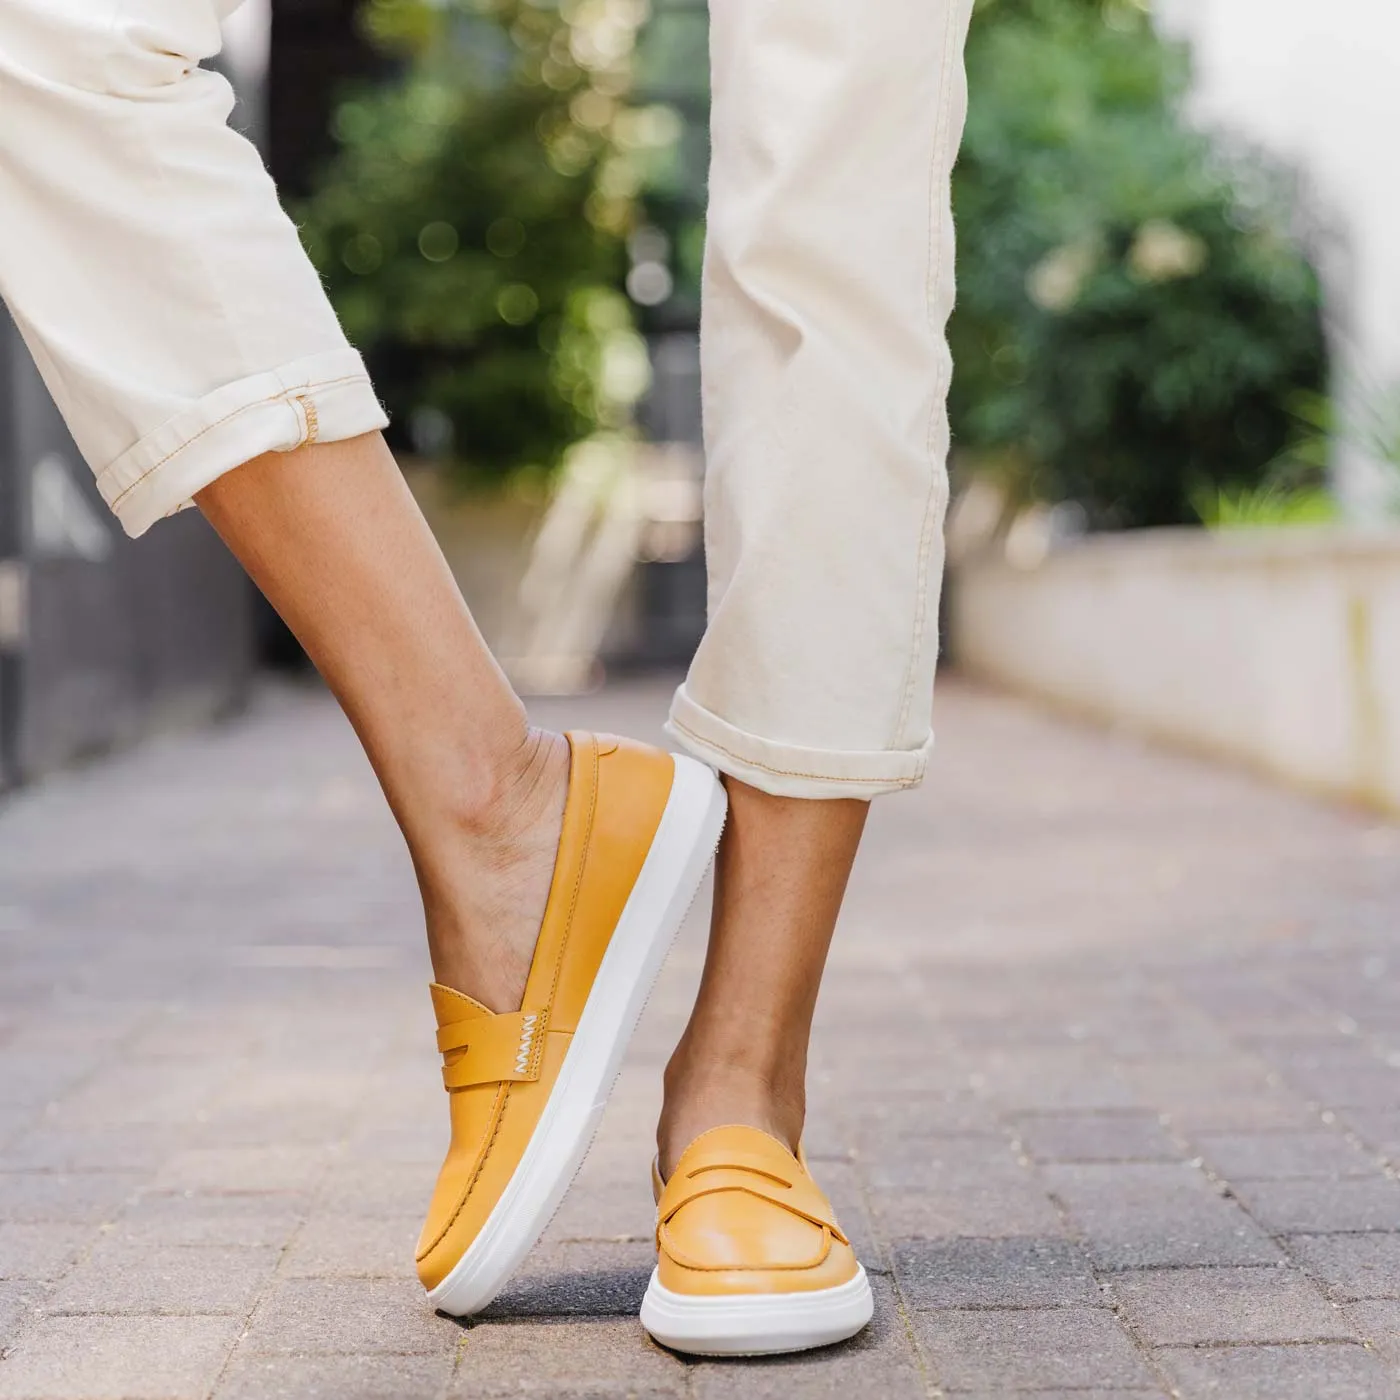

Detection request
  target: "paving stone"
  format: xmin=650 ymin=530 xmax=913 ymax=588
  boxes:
xmin=1263 ymin=1046 xmax=1400 ymax=1109
xmin=0 ymin=1282 xmax=44 ymax=1346
xmin=312 ymin=1160 xmax=428 ymax=1219
xmin=5 ymin=677 xmax=1400 ymax=1392
xmin=1125 ymin=1061 xmax=1318 ymax=1133
xmin=0 ymin=1174 xmax=142 ymax=1225
xmin=201 ymin=1066 xmax=378 ymax=1122
xmin=868 ymin=1139 xmax=1065 ymax=1238
xmin=6 ymin=1006 xmax=146 ymax=1057
xmin=1044 ymin=1164 xmax=1283 ymax=1269
xmin=845 ymin=1089 xmax=1002 ymax=1138
xmin=871 ymin=1183 xmax=1067 ymax=1241
xmin=1097 ymin=1008 xmax=1237 ymax=1061
xmin=541 ymin=1175 xmax=656 ymax=1246
xmin=0 ymin=1224 xmax=91 ymax=1281
xmin=1233 ymin=1178 xmax=1400 ymax=1234
xmin=281 ymin=1214 xmax=420 ymax=1279
xmin=1157 ymin=1342 xmax=1396 ymax=1399
xmin=913 ymin=1306 xmax=1156 ymax=1392
xmin=241 ymin=1278 xmax=458 ymax=1354
xmin=484 ymin=1241 xmax=655 ymax=1318
xmin=1110 ymin=1265 xmax=1350 ymax=1344
xmin=0 ymin=1113 xmax=30 ymax=1157
xmin=1346 ymin=1298 xmax=1400 ymax=1359
xmin=0 ymin=1314 xmax=239 ymax=1399
xmin=212 ymin=1352 xmax=457 ymax=1400
xmin=974 ymin=1048 xmax=1140 ymax=1114
xmin=151 ymin=1146 xmax=335 ymax=1195
xmin=952 ymin=1393 xmax=1166 ymax=1400
xmin=863 ymin=1134 xmax=1022 ymax=1192
xmin=344 ymin=1121 xmax=446 ymax=1169
xmin=1013 ymin=1114 xmax=1178 ymax=1165
xmin=893 ymin=1236 xmax=1099 ymax=1309
xmin=452 ymin=1387 xmax=682 ymax=1400
xmin=0 ymin=1125 xmax=187 ymax=1174
xmin=816 ymin=1047 xmax=972 ymax=1099
xmin=1341 ymin=1109 xmax=1400 ymax=1164
xmin=113 ymin=1191 xmax=310 ymax=1248
xmin=0 ymin=1054 xmax=99 ymax=1111
xmin=1195 ymin=1131 xmax=1379 ymax=1182
xmin=48 ymin=1240 xmax=280 ymax=1315
xmin=447 ymin=1317 xmax=686 ymax=1394
xmin=1287 ymin=1233 xmax=1400 ymax=1301
xmin=54 ymin=1063 xmax=228 ymax=1129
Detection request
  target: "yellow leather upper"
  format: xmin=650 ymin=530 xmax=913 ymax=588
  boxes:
xmin=653 ymin=1126 xmax=861 ymax=1297
xmin=416 ymin=731 xmax=675 ymax=1290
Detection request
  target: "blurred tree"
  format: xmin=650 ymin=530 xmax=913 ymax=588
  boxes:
xmin=269 ymin=0 xmax=387 ymax=200
xmin=297 ymin=0 xmax=657 ymax=488
xmin=950 ymin=0 xmax=1329 ymax=528
xmin=628 ymin=0 xmax=709 ymax=330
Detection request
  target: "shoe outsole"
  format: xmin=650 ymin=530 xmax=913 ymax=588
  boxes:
xmin=640 ymin=1266 xmax=875 ymax=1356
xmin=426 ymin=753 xmax=727 ymax=1318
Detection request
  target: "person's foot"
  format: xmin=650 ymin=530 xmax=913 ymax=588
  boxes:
xmin=417 ymin=733 xmax=727 ymax=1317
xmin=640 ymin=1125 xmax=873 ymax=1356
xmin=418 ymin=727 xmax=570 ymax=1013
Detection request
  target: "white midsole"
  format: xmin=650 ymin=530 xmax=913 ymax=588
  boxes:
xmin=640 ymin=1266 xmax=875 ymax=1357
xmin=427 ymin=753 xmax=726 ymax=1318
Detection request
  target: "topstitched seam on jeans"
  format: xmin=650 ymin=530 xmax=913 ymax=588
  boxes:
xmin=669 ymin=716 xmax=921 ymax=787
xmin=894 ymin=0 xmax=963 ymax=748
xmin=104 ymin=373 xmax=372 ymax=511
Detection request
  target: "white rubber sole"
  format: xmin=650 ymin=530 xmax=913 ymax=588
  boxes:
xmin=426 ymin=753 xmax=727 ymax=1318
xmin=640 ymin=1266 xmax=874 ymax=1356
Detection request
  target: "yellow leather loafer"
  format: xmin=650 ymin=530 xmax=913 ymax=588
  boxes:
xmin=640 ymin=1125 xmax=874 ymax=1355
xmin=417 ymin=732 xmax=726 ymax=1317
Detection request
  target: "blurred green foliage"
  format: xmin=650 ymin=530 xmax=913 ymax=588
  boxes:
xmin=301 ymin=0 xmax=1331 ymax=519
xmin=950 ymin=0 xmax=1329 ymax=528
xmin=629 ymin=0 xmax=710 ymax=324
xmin=298 ymin=0 xmax=656 ymax=488
xmin=1194 ymin=482 xmax=1338 ymax=530
xmin=1267 ymin=383 xmax=1400 ymax=518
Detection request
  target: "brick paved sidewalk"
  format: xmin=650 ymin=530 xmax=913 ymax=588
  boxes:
xmin=2 ymin=676 xmax=1400 ymax=1398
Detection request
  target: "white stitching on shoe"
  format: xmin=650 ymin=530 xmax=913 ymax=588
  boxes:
xmin=515 ymin=1013 xmax=539 ymax=1076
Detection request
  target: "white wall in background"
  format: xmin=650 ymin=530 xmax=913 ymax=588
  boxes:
xmin=953 ymin=530 xmax=1400 ymax=815
xmin=1157 ymin=0 xmax=1400 ymax=511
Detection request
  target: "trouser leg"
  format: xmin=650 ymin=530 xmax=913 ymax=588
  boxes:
xmin=0 ymin=0 xmax=386 ymax=537
xmin=667 ymin=0 xmax=974 ymax=799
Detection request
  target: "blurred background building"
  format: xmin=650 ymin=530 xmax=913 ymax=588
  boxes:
xmin=0 ymin=285 xmax=251 ymax=792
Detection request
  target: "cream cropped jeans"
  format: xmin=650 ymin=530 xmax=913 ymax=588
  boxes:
xmin=0 ymin=0 xmax=973 ymax=802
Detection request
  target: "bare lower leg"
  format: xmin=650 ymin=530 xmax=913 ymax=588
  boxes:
xmin=197 ymin=433 xmax=566 ymax=1011
xmin=657 ymin=778 xmax=869 ymax=1177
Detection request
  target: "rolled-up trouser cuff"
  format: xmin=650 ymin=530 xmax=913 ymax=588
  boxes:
xmin=97 ymin=348 xmax=389 ymax=538
xmin=666 ymin=684 xmax=933 ymax=801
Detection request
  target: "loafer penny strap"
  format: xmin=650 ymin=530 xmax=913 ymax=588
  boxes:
xmin=658 ymin=1163 xmax=849 ymax=1244
xmin=438 ymin=1008 xmax=548 ymax=1089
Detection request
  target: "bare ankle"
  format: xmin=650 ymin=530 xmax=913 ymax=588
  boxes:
xmin=658 ymin=1054 xmax=806 ymax=1179
xmin=416 ymin=729 xmax=570 ymax=1013
xmin=460 ymin=728 xmax=571 ymax=841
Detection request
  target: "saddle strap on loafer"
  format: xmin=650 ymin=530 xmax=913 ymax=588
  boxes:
xmin=438 ymin=1008 xmax=551 ymax=1088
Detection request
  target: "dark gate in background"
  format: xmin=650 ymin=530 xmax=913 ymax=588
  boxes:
xmin=0 ymin=315 xmax=254 ymax=790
